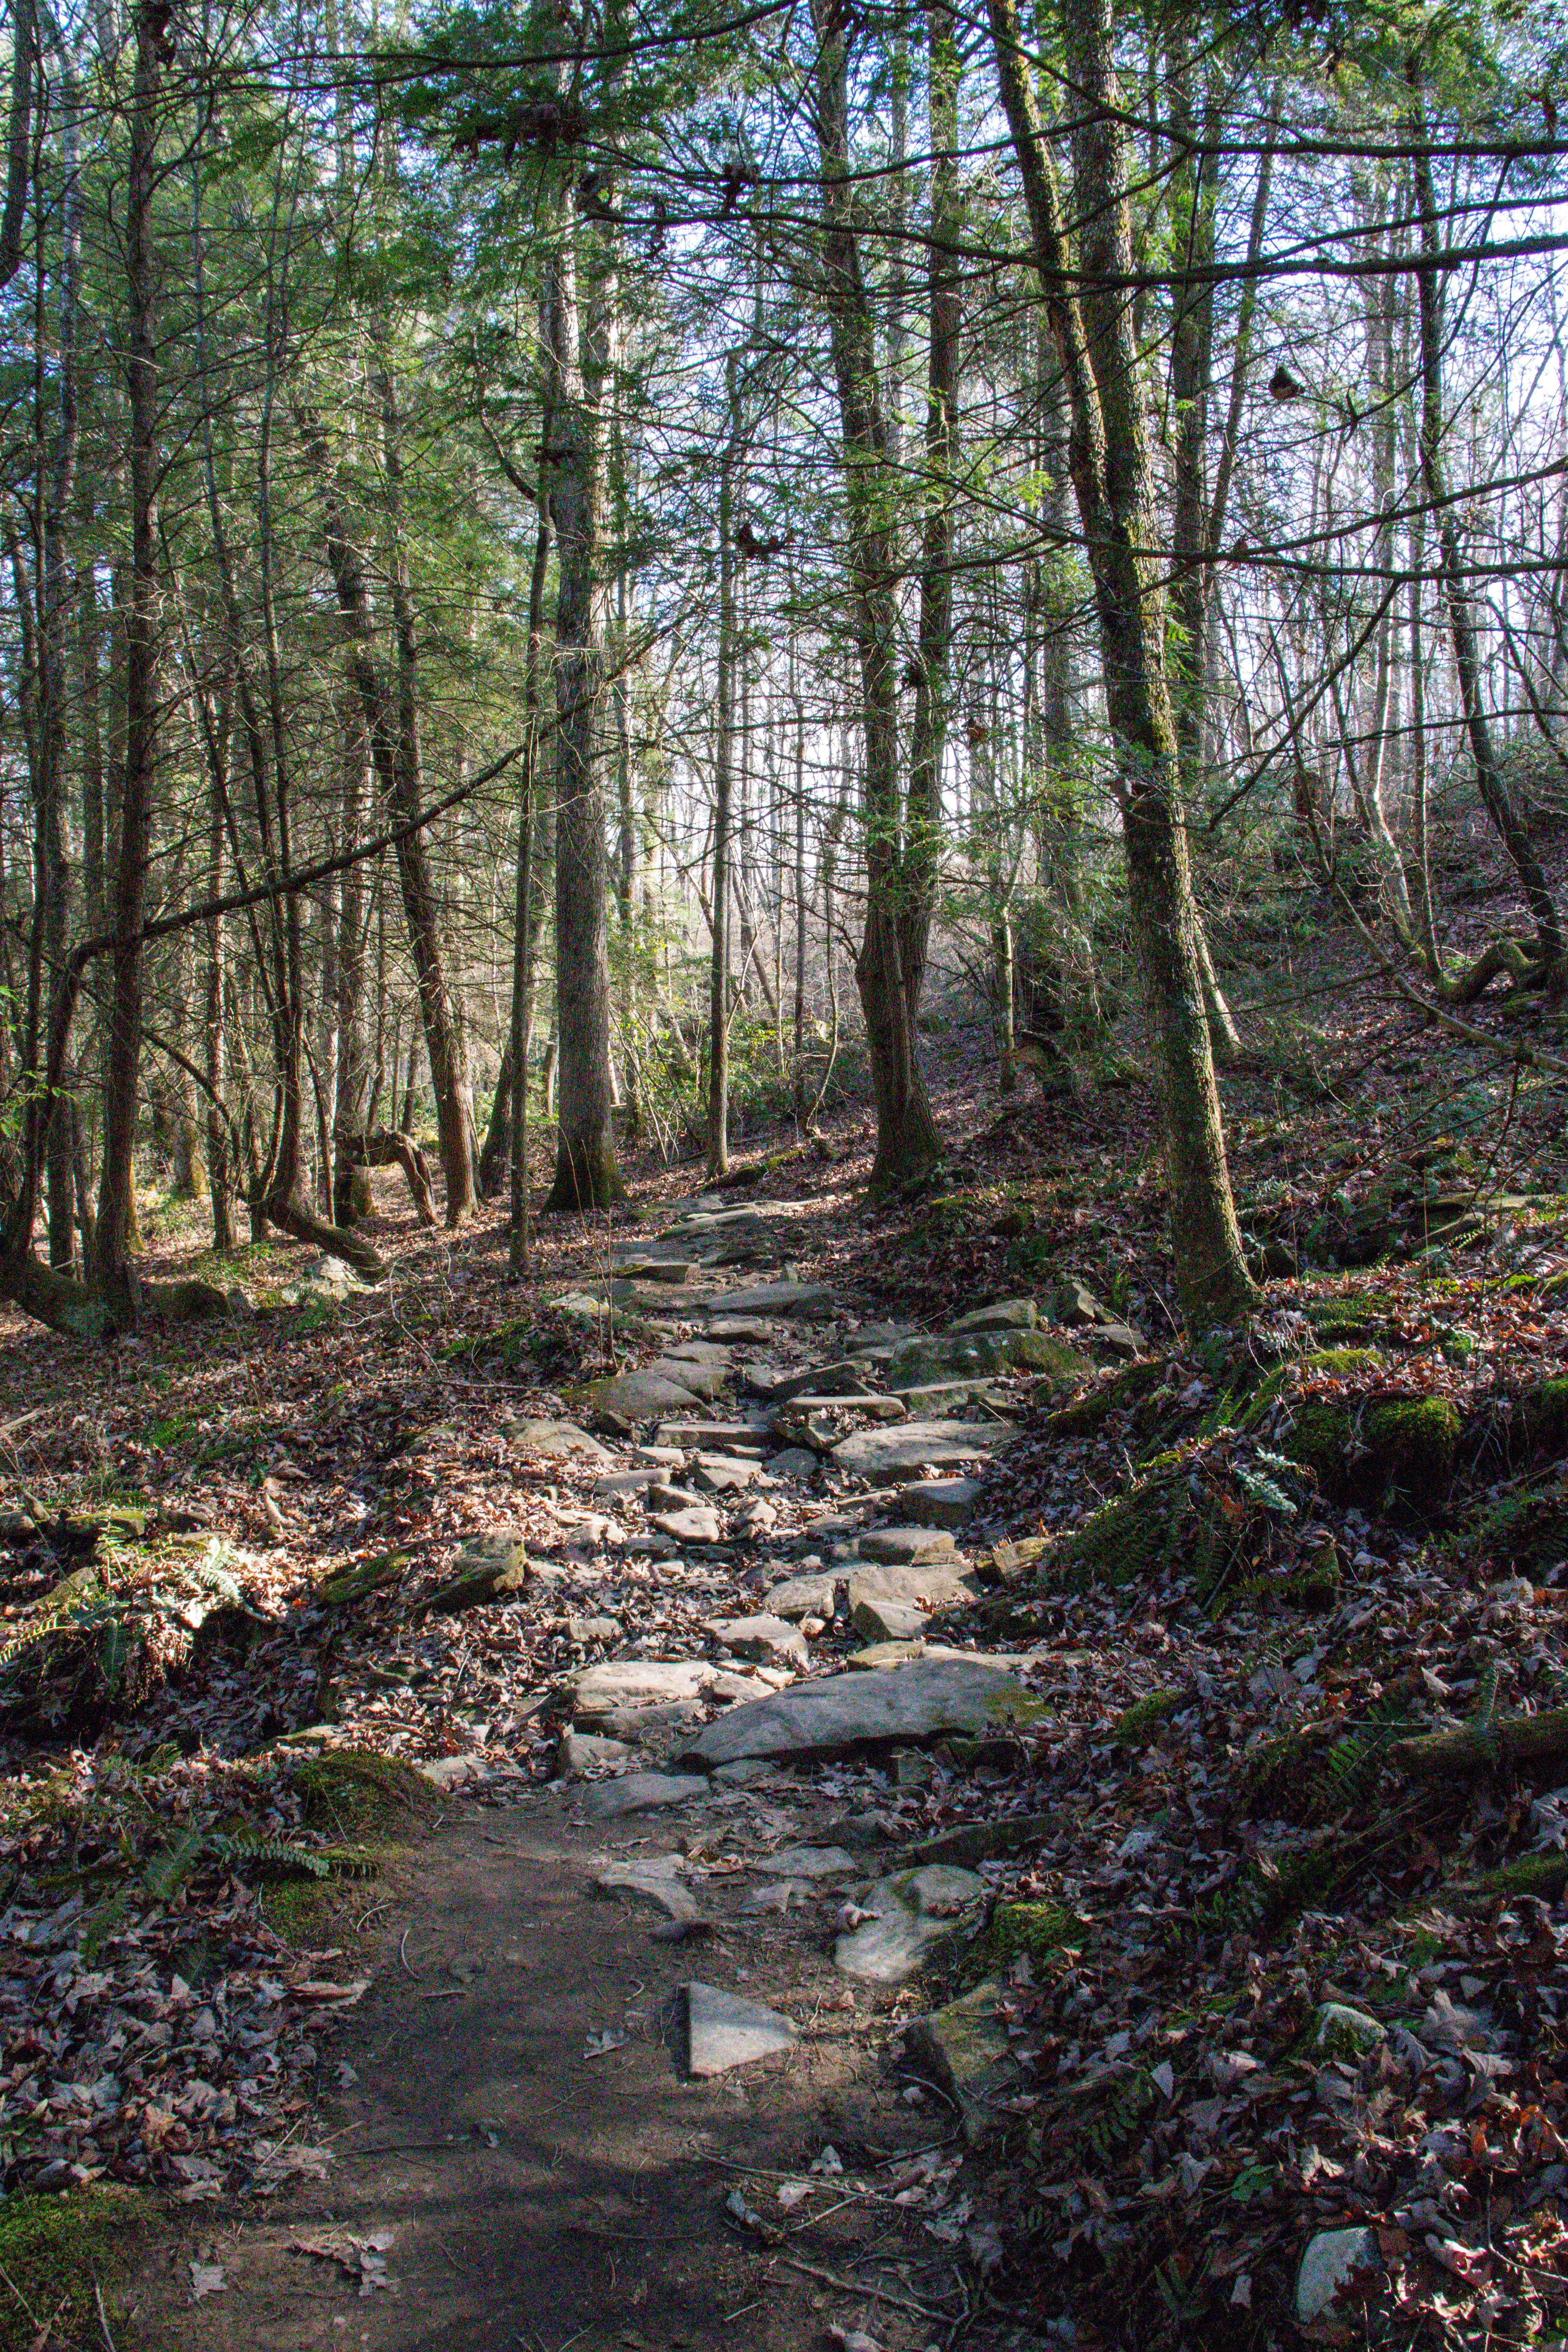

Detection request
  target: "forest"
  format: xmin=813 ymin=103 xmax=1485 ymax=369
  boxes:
xmin=3 ymin=0 xmax=1568 ymax=2343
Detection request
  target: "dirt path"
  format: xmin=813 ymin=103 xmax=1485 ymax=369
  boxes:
xmin=140 ymin=1782 xmax=984 ymax=2352
xmin=119 ymin=1191 xmax=1051 ymax=2351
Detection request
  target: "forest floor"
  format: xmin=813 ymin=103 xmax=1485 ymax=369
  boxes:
xmin=7 ymin=847 xmax=1568 ymax=2349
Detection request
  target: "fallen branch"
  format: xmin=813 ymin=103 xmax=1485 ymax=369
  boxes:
xmin=1392 ymin=1705 xmax=1568 ymax=1779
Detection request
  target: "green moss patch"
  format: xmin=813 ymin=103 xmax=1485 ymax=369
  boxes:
xmin=1111 ymin=1690 xmax=1184 ymax=1745
xmin=291 ymin=1747 xmax=436 ymax=1838
xmin=0 ymin=2190 xmax=145 ymax=2352
xmin=979 ymin=1900 xmax=1083 ymax=1976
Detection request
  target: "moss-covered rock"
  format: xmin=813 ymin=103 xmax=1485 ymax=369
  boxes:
xmin=1272 ymin=1350 xmax=1461 ymax=1505
xmin=315 ymin=1550 xmax=409 ymax=1607
xmin=1521 ymin=1377 xmax=1568 ymax=1454
xmin=1042 ymin=1357 xmax=1169 ymax=1441
xmin=1362 ymin=1395 xmax=1461 ymax=1501
xmin=292 ymin=1746 xmax=436 ymax=1837
xmin=1110 ymin=1689 xmax=1184 ymax=1745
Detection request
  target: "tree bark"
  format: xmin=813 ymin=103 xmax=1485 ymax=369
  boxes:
xmin=543 ymin=198 xmax=624 ymax=1210
xmin=989 ymin=0 xmax=1255 ymax=1332
xmin=812 ymin=0 xmax=943 ymax=1192
xmin=94 ymin=0 xmax=163 ymax=1303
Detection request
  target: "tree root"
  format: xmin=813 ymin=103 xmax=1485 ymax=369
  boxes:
xmin=1392 ymin=1705 xmax=1568 ymax=1780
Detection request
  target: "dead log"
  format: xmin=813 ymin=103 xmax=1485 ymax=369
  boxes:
xmin=334 ymin=1127 xmax=438 ymax=1227
xmin=1392 ymin=1706 xmax=1568 ymax=1780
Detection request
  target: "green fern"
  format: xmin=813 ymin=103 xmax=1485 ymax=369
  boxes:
xmin=209 ymin=1834 xmax=377 ymax=1882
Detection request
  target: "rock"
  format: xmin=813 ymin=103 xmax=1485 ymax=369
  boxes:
xmin=833 ymin=1419 xmax=1020 ymax=1480
xmin=707 ymin=1317 xmax=779 ymax=1343
xmin=505 ymin=1417 xmax=615 ymax=1464
xmin=647 ymin=1481 xmax=706 ymax=1511
xmin=588 ymin=1367 xmax=710 ymax=1430
xmin=566 ymin=1615 xmax=622 ymax=1645
xmin=665 ymin=1982 xmax=797 ymax=2078
xmin=691 ymin=1454 xmax=763 ymax=1493
xmin=655 ymin=1420 xmax=768 ymax=1456
xmin=592 ymin=1469 xmax=657 ymax=1501
xmin=950 ymin=1299 xmax=1038 ymax=1333
xmin=900 ymin=1478 xmax=980 ymax=1530
xmin=848 ymin=1320 xmax=920 ymax=1351
xmin=754 ymin=1845 xmax=857 ymax=1879
xmin=418 ymin=1753 xmax=489 ymax=1790
xmin=893 ymin=1381 xmax=1007 ymax=1419
xmin=592 ymin=1860 xmax=701 ymax=1923
xmin=572 ymin=1659 xmax=760 ymax=1724
xmin=703 ymin=1613 xmax=808 ymax=1663
xmin=1089 ymin=1320 xmax=1144 ymax=1360
xmin=908 ymin=1980 xmax=1019 ymax=2145
xmin=426 ymin=1533 xmax=530 ymax=1612
xmin=851 ymin=1597 xmax=931 ymax=1643
xmin=649 ymin=1506 xmax=724 ymax=1545
xmin=559 ymin=1730 xmax=634 ymax=1777
xmin=757 ymin=1360 xmax=875 ymax=1404
xmin=1309 ymin=2003 xmax=1387 ymax=2060
xmin=846 ymin=1561 xmax=978 ymax=1616
xmin=675 ymin=1658 xmax=1044 ymax=1767
xmin=856 ymin=1526 xmax=964 ymax=1566
xmin=1294 ymin=2229 xmax=1380 ymax=2327
xmin=762 ymin=1570 xmax=841 ymax=1621
xmin=652 ymin=1351 xmax=730 ymax=1401
xmin=835 ymin=1864 xmax=984 ymax=1984
xmin=735 ymin=1495 xmax=778 ymax=1534
xmin=706 ymin=1281 xmax=836 ymax=1321
xmin=847 ymin=1642 xmax=1024 ymax=1673
xmin=581 ymin=1772 xmax=713 ymax=1818
xmin=1054 ymin=1276 xmax=1103 ymax=1325
xmin=767 ymin=1447 xmax=820 ymax=1484
xmin=884 ymin=1328 xmax=1088 ymax=1390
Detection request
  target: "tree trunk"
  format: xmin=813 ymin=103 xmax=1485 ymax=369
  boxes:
xmin=708 ymin=371 xmax=740 ymax=1178
xmin=543 ymin=200 xmax=624 ymax=1210
xmin=989 ymin=0 xmax=1255 ymax=1333
xmin=1412 ymin=95 xmax=1560 ymax=969
xmin=376 ymin=362 xmax=479 ymax=1221
xmin=94 ymin=0 xmax=163 ymax=1303
xmin=812 ymin=0 xmax=943 ymax=1192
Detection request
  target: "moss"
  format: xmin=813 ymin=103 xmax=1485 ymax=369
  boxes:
xmin=980 ymin=1900 xmax=1082 ymax=1975
xmin=0 ymin=2191 xmax=145 ymax=2352
xmin=1363 ymin=1394 xmax=1461 ymax=1501
xmin=1302 ymin=1294 xmax=1394 ymax=1347
xmin=1455 ymin=1852 xmax=1568 ymax=1906
xmin=1522 ymin=1377 xmax=1568 ymax=1454
xmin=314 ymin=1552 xmax=409 ymax=1607
xmin=261 ymin=1875 xmax=345 ymax=1945
xmin=1110 ymin=1690 xmax=1183 ymax=1745
xmin=1043 ymin=1357 xmax=1168 ymax=1440
xmin=292 ymin=1746 xmax=436 ymax=1838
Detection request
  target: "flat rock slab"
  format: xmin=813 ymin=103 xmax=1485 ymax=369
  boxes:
xmin=707 ymin=1318 xmax=779 ymax=1343
xmin=846 ymin=1561 xmax=978 ymax=1613
xmin=856 ymin=1526 xmax=965 ymax=1567
xmin=950 ymin=1299 xmax=1038 ymax=1332
xmin=762 ymin=1570 xmax=840 ymax=1621
xmin=847 ymin=1641 xmax=1022 ymax=1672
xmin=835 ymin=1864 xmax=984 ymax=1984
xmin=851 ymin=1597 xmax=931 ymax=1643
xmin=691 ymin=1455 xmax=764 ymax=1494
xmin=559 ymin=1730 xmax=634 ymax=1777
xmin=588 ymin=1368 xmax=710 ymax=1430
xmin=666 ymin=1982 xmax=797 ymax=2078
xmin=675 ymin=1657 xmax=1042 ymax=1767
xmin=834 ymin=1419 xmax=1018 ymax=1479
xmin=649 ymin=1506 xmax=724 ymax=1545
xmin=581 ymin=1772 xmax=712 ymax=1819
xmin=656 ymin=1421 xmax=768 ymax=1456
xmin=706 ymin=1282 xmax=836 ymax=1321
xmin=591 ymin=1860 xmax=701 ymax=1922
xmin=899 ymin=1477 xmax=981 ymax=1529
xmin=504 ymin=1417 xmax=615 ymax=1463
xmin=572 ymin=1659 xmax=760 ymax=1724
xmin=907 ymin=1979 xmax=1018 ymax=2144
xmin=702 ymin=1613 xmax=808 ymax=1663
xmin=754 ymin=1845 xmax=858 ymax=1880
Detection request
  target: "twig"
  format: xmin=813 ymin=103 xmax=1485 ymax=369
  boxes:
xmin=93 ymin=2273 xmax=120 ymax=2352
xmin=0 ymin=2263 xmax=41 ymax=2331
xmin=398 ymin=1926 xmax=419 ymax=1976
xmin=768 ymin=2254 xmax=952 ymax=2321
